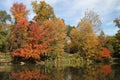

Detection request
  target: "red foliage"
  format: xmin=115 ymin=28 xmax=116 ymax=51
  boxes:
xmin=101 ymin=48 xmax=111 ymax=58
xmin=100 ymin=65 xmax=112 ymax=76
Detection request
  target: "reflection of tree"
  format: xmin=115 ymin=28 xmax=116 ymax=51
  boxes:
xmin=1 ymin=64 xmax=120 ymax=80
xmin=82 ymin=64 xmax=112 ymax=80
xmin=83 ymin=65 xmax=102 ymax=80
xmin=10 ymin=69 xmax=50 ymax=80
xmin=82 ymin=64 xmax=118 ymax=80
xmin=100 ymin=64 xmax=112 ymax=76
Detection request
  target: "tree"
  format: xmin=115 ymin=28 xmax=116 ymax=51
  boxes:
xmin=0 ymin=10 xmax=11 ymax=23
xmin=32 ymin=1 xmax=56 ymax=22
xmin=8 ymin=18 xmax=29 ymax=51
xmin=12 ymin=21 xmax=54 ymax=60
xmin=81 ymin=10 xmax=102 ymax=34
xmin=32 ymin=0 xmax=66 ymax=58
xmin=104 ymin=36 xmax=115 ymax=55
xmin=114 ymin=18 xmax=120 ymax=54
xmin=99 ymin=30 xmax=106 ymax=45
xmin=114 ymin=18 xmax=120 ymax=28
xmin=66 ymin=25 xmax=75 ymax=36
xmin=10 ymin=3 xmax=29 ymax=22
xmin=70 ymin=20 xmax=98 ymax=59
xmin=69 ymin=28 xmax=81 ymax=54
xmin=0 ymin=10 xmax=11 ymax=52
xmin=9 ymin=3 xmax=29 ymax=51
xmin=0 ymin=30 xmax=8 ymax=52
xmin=98 ymin=31 xmax=114 ymax=57
xmin=42 ymin=19 xmax=66 ymax=58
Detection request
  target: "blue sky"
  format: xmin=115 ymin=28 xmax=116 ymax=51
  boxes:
xmin=0 ymin=0 xmax=119 ymax=35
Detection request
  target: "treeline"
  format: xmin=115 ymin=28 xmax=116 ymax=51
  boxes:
xmin=0 ymin=1 xmax=119 ymax=63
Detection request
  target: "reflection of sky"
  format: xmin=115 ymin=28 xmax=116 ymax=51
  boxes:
xmin=67 ymin=74 xmax=71 ymax=80
xmin=0 ymin=0 xmax=120 ymax=35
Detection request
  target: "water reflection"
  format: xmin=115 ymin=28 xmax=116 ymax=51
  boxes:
xmin=10 ymin=69 xmax=50 ymax=80
xmin=0 ymin=63 xmax=120 ymax=80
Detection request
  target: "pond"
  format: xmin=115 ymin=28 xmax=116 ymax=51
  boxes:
xmin=0 ymin=63 xmax=120 ymax=80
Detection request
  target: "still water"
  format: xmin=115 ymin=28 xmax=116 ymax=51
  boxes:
xmin=0 ymin=63 xmax=120 ymax=80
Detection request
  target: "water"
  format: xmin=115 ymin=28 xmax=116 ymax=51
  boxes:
xmin=0 ymin=63 xmax=120 ymax=80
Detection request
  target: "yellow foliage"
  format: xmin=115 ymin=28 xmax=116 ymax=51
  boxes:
xmin=42 ymin=19 xmax=66 ymax=56
xmin=70 ymin=20 xmax=98 ymax=58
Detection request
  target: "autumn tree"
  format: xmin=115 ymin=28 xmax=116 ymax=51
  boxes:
xmin=42 ymin=19 xmax=66 ymax=59
xmin=98 ymin=31 xmax=113 ymax=58
xmin=12 ymin=21 xmax=54 ymax=60
xmin=9 ymin=3 xmax=29 ymax=51
xmin=81 ymin=10 xmax=102 ymax=34
xmin=32 ymin=0 xmax=66 ymax=58
xmin=32 ymin=1 xmax=56 ymax=22
xmin=10 ymin=3 xmax=29 ymax=22
xmin=98 ymin=31 xmax=106 ymax=46
xmin=69 ymin=28 xmax=81 ymax=54
xmin=9 ymin=18 xmax=29 ymax=51
xmin=70 ymin=20 xmax=98 ymax=59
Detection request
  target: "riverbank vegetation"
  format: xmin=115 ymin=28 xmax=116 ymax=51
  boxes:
xmin=0 ymin=1 xmax=120 ymax=65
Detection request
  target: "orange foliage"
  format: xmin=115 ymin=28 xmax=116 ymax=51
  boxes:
xmin=17 ymin=18 xmax=29 ymax=27
xmin=10 ymin=69 xmax=50 ymax=80
xmin=42 ymin=19 xmax=66 ymax=54
xmin=12 ymin=22 xmax=54 ymax=59
xmin=10 ymin=3 xmax=29 ymax=21
xmin=9 ymin=18 xmax=29 ymax=50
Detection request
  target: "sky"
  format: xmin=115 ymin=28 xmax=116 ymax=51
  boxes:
xmin=0 ymin=0 xmax=120 ymax=35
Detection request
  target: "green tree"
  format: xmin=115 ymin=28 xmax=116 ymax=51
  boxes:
xmin=114 ymin=18 xmax=120 ymax=28
xmin=114 ymin=18 xmax=120 ymax=54
xmin=0 ymin=30 xmax=8 ymax=52
xmin=66 ymin=25 xmax=75 ymax=36
xmin=0 ymin=10 xmax=11 ymax=23
xmin=104 ymin=36 xmax=115 ymax=56
xmin=0 ymin=10 xmax=11 ymax=52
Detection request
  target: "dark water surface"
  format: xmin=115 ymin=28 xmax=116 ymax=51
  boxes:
xmin=0 ymin=63 xmax=120 ymax=80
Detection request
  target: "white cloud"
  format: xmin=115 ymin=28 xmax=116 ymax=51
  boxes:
xmin=0 ymin=0 xmax=119 ymax=35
